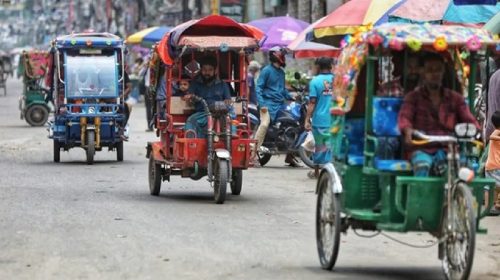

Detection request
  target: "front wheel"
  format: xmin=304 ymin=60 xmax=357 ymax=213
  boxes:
xmin=230 ymin=169 xmax=243 ymax=195
xmin=53 ymin=141 xmax=60 ymax=163
xmin=148 ymin=156 xmax=162 ymax=196
xmin=298 ymin=146 xmax=315 ymax=169
xmin=441 ymin=182 xmax=476 ymax=280
xmin=116 ymin=141 xmax=124 ymax=162
xmin=316 ymin=172 xmax=341 ymax=270
xmin=213 ymin=158 xmax=228 ymax=204
xmin=86 ymin=130 xmax=95 ymax=165
xmin=25 ymin=104 xmax=49 ymax=126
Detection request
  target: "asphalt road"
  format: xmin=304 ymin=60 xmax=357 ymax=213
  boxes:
xmin=0 ymin=78 xmax=499 ymax=280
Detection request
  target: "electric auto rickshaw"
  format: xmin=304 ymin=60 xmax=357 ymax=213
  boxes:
xmin=146 ymin=15 xmax=263 ymax=204
xmin=47 ymin=32 xmax=127 ymax=164
xmin=18 ymin=50 xmax=51 ymax=126
xmin=315 ymin=24 xmax=499 ymax=280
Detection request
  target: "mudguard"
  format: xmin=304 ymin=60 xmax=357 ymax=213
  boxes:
xmin=215 ymin=148 xmax=231 ymax=159
xmin=316 ymin=162 xmax=343 ymax=194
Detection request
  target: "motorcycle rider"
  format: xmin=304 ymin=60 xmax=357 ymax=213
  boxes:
xmin=254 ymin=47 xmax=301 ymax=167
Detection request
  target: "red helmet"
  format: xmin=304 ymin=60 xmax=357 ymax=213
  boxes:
xmin=269 ymin=47 xmax=286 ymax=67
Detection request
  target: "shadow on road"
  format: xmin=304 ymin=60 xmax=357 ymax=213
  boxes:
xmin=303 ymin=265 xmax=441 ymax=280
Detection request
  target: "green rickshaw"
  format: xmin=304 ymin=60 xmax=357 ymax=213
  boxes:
xmin=315 ymin=23 xmax=499 ymax=280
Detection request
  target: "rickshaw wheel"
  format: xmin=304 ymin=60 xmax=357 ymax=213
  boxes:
xmin=116 ymin=141 xmax=124 ymax=162
xmin=213 ymin=158 xmax=228 ymax=204
xmin=25 ymin=104 xmax=49 ymax=126
xmin=53 ymin=141 xmax=60 ymax=163
xmin=86 ymin=131 xmax=95 ymax=165
xmin=230 ymin=169 xmax=243 ymax=195
xmin=298 ymin=146 xmax=315 ymax=169
xmin=148 ymin=156 xmax=161 ymax=196
xmin=316 ymin=172 xmax=341 ymax=270
xmin=441 ymin=182 xmax=476 ymax=280
xmin=257 ymin=153 xmax=271 ymax=167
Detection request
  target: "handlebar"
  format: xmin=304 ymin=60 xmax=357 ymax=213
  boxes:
xmin=411 ymin=130 xmax=482 ymax=148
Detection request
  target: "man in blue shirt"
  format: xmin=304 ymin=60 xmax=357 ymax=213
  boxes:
xmin=184 ymin=55 xmax=232 ymax=138
xmin=254 ymin=47 xmax=300 ymax=167
xmin=304 ymin=57 xmax=334 ymax=178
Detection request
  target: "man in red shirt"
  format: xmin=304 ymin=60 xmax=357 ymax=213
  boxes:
xmin=398 ymin=53 xmax=479 ymax=176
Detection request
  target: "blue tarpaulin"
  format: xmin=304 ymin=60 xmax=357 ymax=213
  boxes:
xmin=454 ymin=0 xmax=497 ymax=5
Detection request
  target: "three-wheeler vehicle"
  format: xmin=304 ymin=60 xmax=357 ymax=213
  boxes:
xmin=18 ymin=50 xmax=52 ymax=126
xmin=146 ymin=15 xmax=262 ymax=204
xmin=315 ymin=23 xmax=498 ymax=280
xmin=47 ymin=32 xmax=127 ymax=164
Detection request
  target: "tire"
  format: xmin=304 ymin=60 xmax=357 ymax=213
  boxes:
xmin=299 ymin=146 xmax=315 ymax=169
xmin=258 ymin=152 xmax=272 ymax=167
xmin=53 ymin=141 xmax=60 ymax=163
xmin=25 ymin=104 xmax=49 ymax=126
xmin=213 ymin=158 xmax=228 ymax=204
xmin=148 ymin=156 xmax=162 ymax=196
xmin=116 ymin=141 xmax=124 ymax=162
xmin=441 ymin=182 xmax=476 ymax=280
xmin=86 ymin=130 xmax=95 ymax=165
xmin=230 ymin=169 xmax=243 ymax=195
xmin=316 ymin=172 xmax=341 ymax=270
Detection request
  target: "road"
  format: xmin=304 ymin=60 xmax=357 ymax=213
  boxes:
xmin=0 ymin=78 xmax=499 ymax=280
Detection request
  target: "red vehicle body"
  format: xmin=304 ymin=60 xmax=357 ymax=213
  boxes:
xmin=146 ymin=15 xmax=264 ymax=203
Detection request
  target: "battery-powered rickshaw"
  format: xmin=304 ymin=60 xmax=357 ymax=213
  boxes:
xmin=47 ymin=32 xmax=127 ymax=164
xmin=18 ymin=50 xmax=51 ymax=126
xmin=315 ymin=24 xmax=498 ymax=280
xmin=146 ymin=15 xmax=262 ymax=204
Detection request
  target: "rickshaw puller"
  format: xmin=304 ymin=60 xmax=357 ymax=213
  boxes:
xmin=398 ymin=53 xmax=479 ymax=176
xmin=184 ymin=55 xmax=232 ymax=138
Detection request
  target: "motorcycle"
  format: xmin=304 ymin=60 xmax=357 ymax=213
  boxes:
xmin=249 ymin=72 xmax=314 ymax=168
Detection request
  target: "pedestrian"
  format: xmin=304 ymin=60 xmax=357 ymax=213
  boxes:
xmin=304 ymin=57 xmax=334 ymax=179
xmin=247 ymin=60 xmax=261 ymax=105
xmin=485 ymin=110 xmax=500 ymax=215
xmin=484 ymin=55 xmax=500 ymax=141
xmin=254 ymin=47 xmax=301 ymax=167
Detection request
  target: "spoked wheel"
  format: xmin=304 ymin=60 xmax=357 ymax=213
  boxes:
xmin=25 ymin=104 xmax=49 ymax=126
xmin=86 ymin=130 xmax=95 ymax=165
xmin=53 ymin=140 xmax=60 ymax=163
xmin=213 ymin=158 xmax=228 ymax=204
xmin=441 ymin=182 xmax=476 ymax=280
xmin=116 ymin=141 xmax=124 ymax=162
xmin=148 ymin=156 xmax=162 ymax=196
xmin=298 ymin=146 xmax=315 ymax=169
xmin=316 ymin=172 xmax=341 ymax=270
xmin=230 ymin=169 xmax=242 ymax=195
xmin=257 ymin=152 xmax=271 ymax=167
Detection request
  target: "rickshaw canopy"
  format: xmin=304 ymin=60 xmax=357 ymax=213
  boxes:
xmin=54 ymin=32 xmax=124 ymax=49
xmin=333 ymin=23 xmax=500 ymax=113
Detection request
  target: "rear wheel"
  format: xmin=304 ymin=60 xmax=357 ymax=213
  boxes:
xmin=230 ymin=169 xmax=243 ymax=195
xmin=86 ymin=131 xmax=95 ymax=165
xmin=25 ymin=104 xmax=49 ymax=126
xmin=148 ymin=156 xmax=162 ymax=196
xmin=299 ymin=146 xmax=315 ymax=169
xmin=53 ymin=141 xmax=60 ymax=163
xmin=316 ymin=172 xmax=341 ymax=270
xmin=213 ymin=158 xmax=228 ymax=204
xmin=116 ymin=141 xmax=124 ymax=162
xmin=441 ymin=182 xmax=476 ymax=280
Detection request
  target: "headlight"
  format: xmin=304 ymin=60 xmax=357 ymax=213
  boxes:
xmin=454 ymin=123 xmax=476 ymax=138
xmin=88 ymin=106 xmax=96 ymax=114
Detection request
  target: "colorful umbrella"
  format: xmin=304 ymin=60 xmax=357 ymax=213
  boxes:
xmin=248 ymin=16 xmax=309 ymax=50
xmin=288 ymin=17 xmax=340 ymax=58
xmin=389 ymin=0 xmax=500 ymax=24
xmin=313 ymin=0 xmax=405 ymax=39
xmin=127 ymin=26 xmax=172 ymax=46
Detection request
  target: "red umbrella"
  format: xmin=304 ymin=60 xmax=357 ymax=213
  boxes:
xmin=288 ymin=17 xmax=340 ymax=58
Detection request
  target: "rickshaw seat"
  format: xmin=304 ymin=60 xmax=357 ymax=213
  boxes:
xmin=344 ymin=118 xmax=365 ymax=166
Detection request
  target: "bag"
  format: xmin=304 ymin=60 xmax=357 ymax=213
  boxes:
xmin=301 ymin=131 xmax=315 ymax=152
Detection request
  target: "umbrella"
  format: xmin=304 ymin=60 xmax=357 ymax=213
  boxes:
xmin=288 ymin=17 xmax=340 ymax=59
xmin=484 ymin=11 xmax=500 ymax=34
xmin=389 ymin=0 xmax=500 ymax=24
xmin=313 ymin=0 xmax=405 ymax=39
xmin=248 ymin=16 xmax=309 ymax=50
xmin=127 ymin=26 xmax=172 ymax=47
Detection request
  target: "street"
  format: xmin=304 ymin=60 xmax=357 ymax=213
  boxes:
xmin=0 ymin=77 xmax=499 ymax=280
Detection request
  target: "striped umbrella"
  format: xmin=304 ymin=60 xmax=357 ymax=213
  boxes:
xmin=127 ymin=26 xmax=172 ymax=47
xmin=288 ymin=17 xmax=340 ymax=58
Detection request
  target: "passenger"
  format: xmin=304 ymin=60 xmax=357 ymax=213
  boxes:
xmin=398 ymin=52 xmax=479 ymax=176
xmin=485 ymin=110 xmax=500 ymax=215
xmin=183 ymin=55 xmax=232 ymax=138
xmin=247 ymin=60 xmax=261 ymax=105
xmin=304 ymin=57 xmax=334 ymax=179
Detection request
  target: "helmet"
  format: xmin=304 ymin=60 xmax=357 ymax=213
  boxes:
xmin=269 ymin=47 xmax=286 ymax=67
